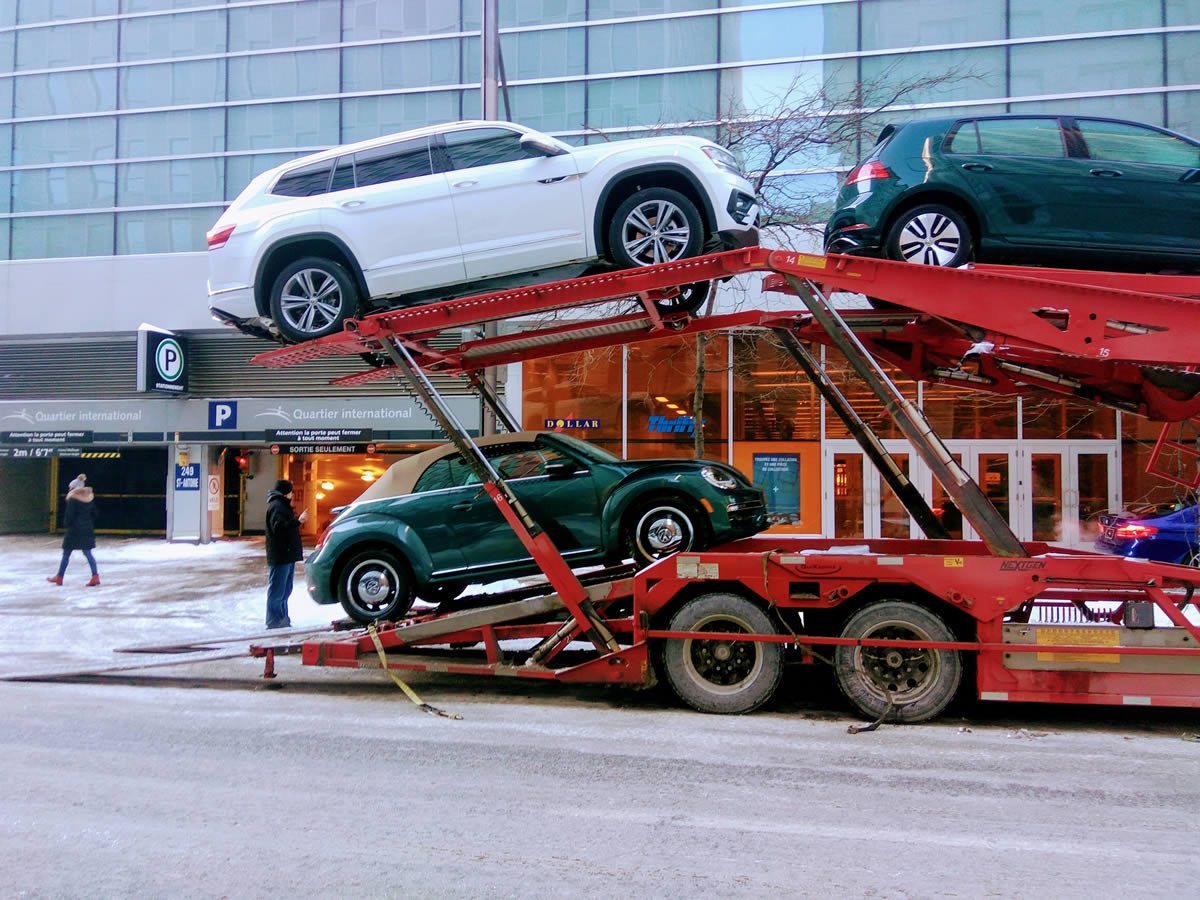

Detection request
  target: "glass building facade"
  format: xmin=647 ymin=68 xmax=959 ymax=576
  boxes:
xmin=1 ymin=0 xmax=1198 ymax=261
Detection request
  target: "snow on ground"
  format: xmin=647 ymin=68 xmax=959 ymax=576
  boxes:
xmin=0 ymin=534 xmax=336 ymax=676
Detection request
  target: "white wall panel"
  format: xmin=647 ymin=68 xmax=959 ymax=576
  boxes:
xmin=0 ymin=252 xmax=215 ymax=337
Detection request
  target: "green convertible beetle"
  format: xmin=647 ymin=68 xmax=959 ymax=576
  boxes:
xmin=305 ymin=431 xmax=768 ymax=623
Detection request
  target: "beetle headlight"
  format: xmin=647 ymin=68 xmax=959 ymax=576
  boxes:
xmin=700 ymin=465 xmax=739 ymax=490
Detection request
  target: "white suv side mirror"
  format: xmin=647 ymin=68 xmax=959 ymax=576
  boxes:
xmin=520 ymin=134 xmax=567 ymax=157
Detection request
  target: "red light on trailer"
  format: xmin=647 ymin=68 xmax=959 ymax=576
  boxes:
xmin=1114 ymin=523 xmax=1158 ymax=539
xmin=844 ymin=160 xmax=892 ymax=186
xmin=207 ymin=224 xmax=235 ymax=250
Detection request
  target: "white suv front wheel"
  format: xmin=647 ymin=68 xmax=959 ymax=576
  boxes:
xmin=608 ymin=187 xmax=709 ymax=314
xmin=609 ymin=187 xmax=704 ymax=269
xmin=268 ymin=256 xmax=360 ymax=344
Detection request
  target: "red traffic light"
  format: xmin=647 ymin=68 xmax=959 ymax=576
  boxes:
xmin=234 ymin=454 xmax=249 ymax=475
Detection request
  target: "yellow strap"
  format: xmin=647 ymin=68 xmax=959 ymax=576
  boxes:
xmin=366 ymin=623 xmax=462 ymax=720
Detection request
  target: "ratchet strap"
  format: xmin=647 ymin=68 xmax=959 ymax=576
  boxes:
xmin=366 ymin=623 xmax=462 ymax=720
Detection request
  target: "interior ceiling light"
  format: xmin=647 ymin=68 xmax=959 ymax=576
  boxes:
xmin=361 ymin=472 xmax=376 ymax=481
xmin=315 ymin=491 xmax=326 ymax=500
xmin=666 ymin=403 xmax=679 ymax=409
xmin=320 ymin=480 xmax=335 ymax=490
xmin=654 ymin=395 xmax=670 ymax=402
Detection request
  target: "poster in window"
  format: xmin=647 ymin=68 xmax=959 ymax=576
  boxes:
xmin=753 ymin=453 xmax=801 ymax=525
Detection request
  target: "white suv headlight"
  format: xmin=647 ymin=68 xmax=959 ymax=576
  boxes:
xmin=700 ymin=466 xmax=739 ymax=490
xmin=702 ymin=145 xmax=743 ymax=176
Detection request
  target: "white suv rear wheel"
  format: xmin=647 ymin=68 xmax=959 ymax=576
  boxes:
xmin=268 ymin=256 xmax=360 ymax=344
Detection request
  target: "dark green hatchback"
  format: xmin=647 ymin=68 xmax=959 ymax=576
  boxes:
xmin=825 ymin=114 xmax=1200 ymax=271
xmin=305 ymin=431 xmax=767 ymax=623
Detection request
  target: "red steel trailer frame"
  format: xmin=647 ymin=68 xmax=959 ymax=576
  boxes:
xmin=251 ymin=249 xmax=1200 ymax=722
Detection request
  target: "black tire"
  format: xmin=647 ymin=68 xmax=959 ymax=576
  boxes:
xmin=269 ymin=255 xmax=360 ymax=344
xmin=622 ymin=497 xmax=703 ymax=569
xmin=416 ymin=582 xmax=466 ymax=606
xmin=608 ymin=187 xmax=704 ymax=271
xmin=337 ymin=548 xmax=415 ymax=624
xmin=661 ymin=592 xmax=783 ymax=714
xmin=885 ymin=203 xmax=973 ymax=268
xmin=834 ymin=600 xmax=963 ymax=723
xmin=653 ymin=280 xmax=711 ymax=315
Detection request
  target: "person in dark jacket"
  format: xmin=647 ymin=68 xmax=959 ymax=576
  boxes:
xmin=47 ymin=475 xmax=100 ymax=586
xmin=265 ymin=478 xmax=307 ymax=629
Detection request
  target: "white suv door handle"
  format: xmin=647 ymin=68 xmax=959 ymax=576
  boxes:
xmin=340 ymin=199 xmax=365 ymax=208
xmin=453 ymin=179 xmax=478 ymax=188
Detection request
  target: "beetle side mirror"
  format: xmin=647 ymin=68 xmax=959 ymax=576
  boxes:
xmin=544 ymin=460 xmax=578 ymax=479
xmin=520 ymin=134 xmax=567 ymax=157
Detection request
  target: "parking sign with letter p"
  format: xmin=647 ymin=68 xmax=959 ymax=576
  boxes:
xmin=209 ymin=401 xmax=237 ymax=429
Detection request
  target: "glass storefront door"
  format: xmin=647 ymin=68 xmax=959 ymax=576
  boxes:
xmin=1018 ymin=443 xmax=1116 ymax=548
xmin=822 ymin=441 xmax=1114 ymax=549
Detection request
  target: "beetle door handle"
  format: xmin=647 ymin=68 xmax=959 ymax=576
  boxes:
xmin=960 ymin=163 xmax=992 ymax=172
xmin=453 ymin=179 xmax=478 ymax=188
xmin=1090 ymin=168 xmax=1122 ymax=177
xmin=340 ymin=199 xmax=365 ymax=208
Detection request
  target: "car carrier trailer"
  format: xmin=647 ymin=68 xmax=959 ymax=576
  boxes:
xmin=249 ymin=248 xmax=1200 ymax=723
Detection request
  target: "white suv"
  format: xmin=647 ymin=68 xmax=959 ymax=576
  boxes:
xmin=206 ymin=120 xmax=759 ymax=343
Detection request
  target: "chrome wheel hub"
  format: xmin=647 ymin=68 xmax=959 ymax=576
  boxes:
xmin=897 ymin=213 xmax=960 ymax=266
xmin=622 ymin=200 xmax=691 ymax=265
xmin=348 ymin=564 xmax=392 ymax=610
xmin=280 ymin=268 xmax=343 ymax=334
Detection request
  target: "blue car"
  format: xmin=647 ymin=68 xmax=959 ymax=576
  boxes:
xmin=1096 ymin=497 xmax=1200 ymax=565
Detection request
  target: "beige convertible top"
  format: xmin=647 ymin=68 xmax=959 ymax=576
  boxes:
xmin=353 ymin=431 xmax=545 ymax=502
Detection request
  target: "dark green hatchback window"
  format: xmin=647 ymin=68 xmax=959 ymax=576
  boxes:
xmin=949 ymin=118 xmax=1066 ymax=158
xmin=1075 ymin=119 xmax=1200 ymax=167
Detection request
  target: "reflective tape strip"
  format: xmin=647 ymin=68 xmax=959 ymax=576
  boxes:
xmin=877 ymin=557 xmax=905 ymax=566
xmin=981 ymin=691 xmax=1008 ymax=701
xmin=1123 ymin=696 xmax=1152 ymax=706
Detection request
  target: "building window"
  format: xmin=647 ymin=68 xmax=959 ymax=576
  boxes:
xmin=226 ymin=100 xmax=339 ymax=151
xmin=627 ymin=335 xmax=726 ymax=462
xmin=119 ymin=59 xmax=225 ymax=109
xmin=116 ymin=207 xmax=215 ymax=254
xmin=12 ymin=164 xmax=116 ymax=212
xmin=11 ymin=213 xmax=114 ymax=259
xmin=14 ymin=69 xmax=118 ymax=117
xmin=118 ymin=108 xmax=226 ymax=157
xmin=118 ymin=158 xmax=223 ymax=206
xmin=15 ymin=20 xmax=118 ymax=69
xmin=342 ymin=39 xmax=463 ymax=93
xmin=119 ymin=9 xmax=226 ymax=61
xmin=227 ymin=49 xmax=340 ymax=102
xmin=341 ymin=92 xmax=462 ymax=144
xmin=522 ymin=348 xmax=623 ymax=456
xmin=227 ymin=0 xmax=341 ymax=52
xmin=13 ymin=117 xmax=117 ymax=166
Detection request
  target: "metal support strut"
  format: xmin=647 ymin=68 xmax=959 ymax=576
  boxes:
xmin=377 ymin=337 xmax=620 ymax=654
xmin=782 ymin=274 xmax=1027 ymax=557
xmin=774 ymin=328 xmax=949 ymax=540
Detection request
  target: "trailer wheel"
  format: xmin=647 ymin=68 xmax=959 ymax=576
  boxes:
xmin=338 ymin=549 xmax=415 ymax=624
xmin=661 ymin=593 xmax=783 ymax=714
xmin=834 ymin=600 xmax=962 ymax=723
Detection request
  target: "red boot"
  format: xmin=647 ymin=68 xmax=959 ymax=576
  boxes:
xmin=86 ymin=575 xmax=100 ymax=587
xmin=46 ymin=575 xmax=63 ymax=585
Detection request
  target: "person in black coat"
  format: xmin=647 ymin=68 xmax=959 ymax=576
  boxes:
xmin=264 ymin=478 xmax=307 ymax=628
xmin=47 ymin=475 xmax=100 ymax=586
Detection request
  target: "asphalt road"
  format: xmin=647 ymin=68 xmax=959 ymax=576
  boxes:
xmin=3 ymin=668 xmax=1199 ymax=899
